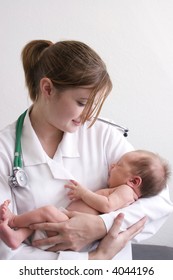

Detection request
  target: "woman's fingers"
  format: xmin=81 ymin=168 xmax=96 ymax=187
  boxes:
xmin=32 ymin=235 xmax=59 ymax=247
xmin=107 ymin=213 xmax=124 ymax=238
xmin=30 ymin=222 xmax=64 ymax=247
xmin=124 ymin=216 xmax=147 ymax=240
xmin=46 ymin=243 xmax=72 ymax=252
xmin=89 ymin=214 xmax=147 ymax=260
xmin=30 ymin=219 xmax=78 ymax=250
xmin=30 ymin=221 xmax=63 ymax=231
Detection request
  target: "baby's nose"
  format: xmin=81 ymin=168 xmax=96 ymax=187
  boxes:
xmin=111 ymin=163 xmax=116 ymax=169
xmin=109 ymin=163 xmax=115 ymax=173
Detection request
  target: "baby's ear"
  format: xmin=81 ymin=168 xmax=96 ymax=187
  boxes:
xmin=127 ymin=176 xmax=142 ymax=188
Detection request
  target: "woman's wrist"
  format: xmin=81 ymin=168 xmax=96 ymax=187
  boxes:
xmin=91 ymin=215 xmax=107 ymax=240
xmin=89 ymin=248 xmax=105 ymax=260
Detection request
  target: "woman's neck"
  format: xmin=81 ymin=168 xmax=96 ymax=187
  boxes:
xmin=29 ymin=106 xmax=63 ymax=158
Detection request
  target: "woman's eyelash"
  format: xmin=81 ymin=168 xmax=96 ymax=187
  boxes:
xmin=77 ymin=101 xmax=87 ymax=106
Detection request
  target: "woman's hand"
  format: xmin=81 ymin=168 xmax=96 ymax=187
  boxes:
xmin=30 ymin=210 xmax=146 ymax=257
xmin=89 ymin=213 xmax=147 ymax=260
xmin=30 ymin=210 xmax=107 ymax=251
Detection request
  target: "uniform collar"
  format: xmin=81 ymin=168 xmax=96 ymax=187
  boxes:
xmin=21 ymin=109 xmax=80 ymax=167
xmin=59 ymin=132 xmax=80 ymax=158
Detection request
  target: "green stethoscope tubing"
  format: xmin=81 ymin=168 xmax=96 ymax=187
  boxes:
xmin=14 ymin=110 xmax=27 ymax=168
xmin=8 ymin=110 xmax=28 ymax=188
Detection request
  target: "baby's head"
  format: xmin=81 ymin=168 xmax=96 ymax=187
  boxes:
xmin=126 ymin=150 xmax=171 ymax=198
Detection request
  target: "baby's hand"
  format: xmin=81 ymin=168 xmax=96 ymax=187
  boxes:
xmin=64 ymin=180 xmax=84 ymax=200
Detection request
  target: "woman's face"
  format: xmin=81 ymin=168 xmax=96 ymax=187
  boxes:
xmin=45 ymin=86 xmax=93 ymax=133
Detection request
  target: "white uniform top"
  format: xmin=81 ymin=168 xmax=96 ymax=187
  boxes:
xmin=0 ymin=110 xmax=172 ymax=260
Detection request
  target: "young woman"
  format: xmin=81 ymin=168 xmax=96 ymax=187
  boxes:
xmin=0 ymin=40 xmax=172 ymax=260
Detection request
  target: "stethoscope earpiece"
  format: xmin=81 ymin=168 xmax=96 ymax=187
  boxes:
xmin=97 ymin=117 xmax=129 ymax=137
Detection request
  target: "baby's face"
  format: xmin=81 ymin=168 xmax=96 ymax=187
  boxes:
xmin=108 ymin=152 xmax=138 ymax=188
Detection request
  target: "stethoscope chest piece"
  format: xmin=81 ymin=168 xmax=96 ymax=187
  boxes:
xmin=8 ymin=167 xmax=28 ymax=188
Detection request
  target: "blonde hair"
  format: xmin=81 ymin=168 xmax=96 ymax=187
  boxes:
xmin=130 ymin=150 xmax=171 ymax=197
xmin=21 ymin=40 xmax=112 ymax=125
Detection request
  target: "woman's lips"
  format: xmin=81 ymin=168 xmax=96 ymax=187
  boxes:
xmin=72 ymin=120 xmax=81 ymax=126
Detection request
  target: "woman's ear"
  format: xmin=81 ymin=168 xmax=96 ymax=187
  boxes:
xmin=40 ymin=77 xmax=53 ymax=97
xmin=127 ymin=176 xmax=142 ymax=188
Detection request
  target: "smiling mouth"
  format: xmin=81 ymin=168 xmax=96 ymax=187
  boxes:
xmin=72 ymin=120 xmax=81 ymax=126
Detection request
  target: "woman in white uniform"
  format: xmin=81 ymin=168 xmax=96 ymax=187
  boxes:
xmin=0 ymin=39 xmax=172 ymax=260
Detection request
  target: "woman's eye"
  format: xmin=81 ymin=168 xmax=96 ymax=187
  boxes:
xmin=77 ymin=101 xmax=87 ymax=107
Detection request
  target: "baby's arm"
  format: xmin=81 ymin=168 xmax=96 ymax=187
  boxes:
xmin=65 ymin=180 xmax=135 ymax=213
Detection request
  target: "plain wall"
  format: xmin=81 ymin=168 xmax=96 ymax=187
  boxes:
xmin=0 ymin=0 xmax=173 ymax=247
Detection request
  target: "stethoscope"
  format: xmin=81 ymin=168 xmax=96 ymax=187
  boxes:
xmin=8 ymin=111 xmax=129 ymax=188
xmin=8 ymin=110 xmax=28 ymax=188
xmin=97 ymin=117 xmax=129 ymax=137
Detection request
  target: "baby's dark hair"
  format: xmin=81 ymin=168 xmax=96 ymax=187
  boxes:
xmin=130 ymin=150 xmax=171 ymax=198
